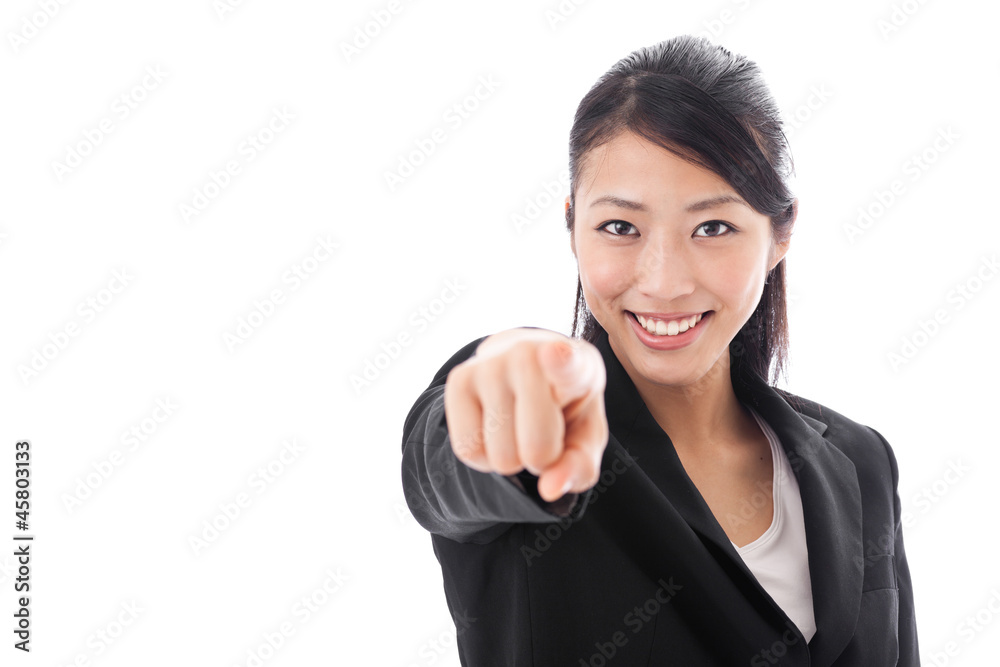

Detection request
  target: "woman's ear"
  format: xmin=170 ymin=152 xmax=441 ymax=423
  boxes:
xmin=566 ymin=196 xmax=576 ymax=259
xmin=768 ymin=198 xmax=797 ymax=271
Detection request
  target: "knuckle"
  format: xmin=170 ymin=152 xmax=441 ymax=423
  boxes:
xmin=481 ymin=402 xmax=512 ymax=437
xmin=519 ymin=438 xmax=560 ymax=471
xmin=450 ymin=428 xmax=479 ymax=452
xmin=446 ymin=360 xmax=473 ymax=388
xmin=450 ymin=437 xmax=481 ymax=465
xmin=504 ymin=341 xmax=538 ymax=374
xmin=487 ymin=449 xmax=523 ymax=476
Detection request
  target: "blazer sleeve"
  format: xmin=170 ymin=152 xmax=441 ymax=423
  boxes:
xmin=870 ymin=427 xmax=920 ymax=665
xmin=400 ymin=328 xmax=595 ymax=544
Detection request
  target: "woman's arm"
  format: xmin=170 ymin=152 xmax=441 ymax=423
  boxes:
xmin=871 ymin=427 xmax=920 ymax=664
xmin=401 ymin=330 xmax=594 ymax=544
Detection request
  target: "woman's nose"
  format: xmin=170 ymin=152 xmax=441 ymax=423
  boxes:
xmin=633 ymin=239 xmax=696 ymax=299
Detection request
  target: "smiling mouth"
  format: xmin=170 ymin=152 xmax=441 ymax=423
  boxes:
xmin=627 ymin=310 xmax=712 ymax=337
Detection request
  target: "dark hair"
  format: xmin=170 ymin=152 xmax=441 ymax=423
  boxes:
xmin=565 ymin=35 xmax=797 ymax=386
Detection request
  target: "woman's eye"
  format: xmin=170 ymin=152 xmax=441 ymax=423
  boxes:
xmin=597 ymin=220 xmax=637 ymax=237
xmin=694 ymin=221 xmax=734 ymax=238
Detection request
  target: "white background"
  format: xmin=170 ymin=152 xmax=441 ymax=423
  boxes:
xmin=1 ymin=0 xmax=997 ymax=665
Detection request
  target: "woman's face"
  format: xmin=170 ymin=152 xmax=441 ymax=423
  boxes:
xmin=570 ymin=130 xmax=791 ymax=390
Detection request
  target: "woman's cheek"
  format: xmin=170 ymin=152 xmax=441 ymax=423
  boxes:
xmin=581 ymin=249 xmax=632 ymax=302
xmin=706 ymin=250 xmax=757 ymax=297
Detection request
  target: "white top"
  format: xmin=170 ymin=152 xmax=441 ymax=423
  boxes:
xmin=730 ymin=406 xmax=817 ymax=643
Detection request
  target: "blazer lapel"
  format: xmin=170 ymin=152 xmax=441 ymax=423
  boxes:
xmin=733 ymin=366 xmax=865 ymax=666
xmin=595 ymin=329 xmax=864 ymax=665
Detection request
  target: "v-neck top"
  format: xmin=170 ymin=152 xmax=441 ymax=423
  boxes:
xmin=732 ymin=405 xmax=817 ymax=642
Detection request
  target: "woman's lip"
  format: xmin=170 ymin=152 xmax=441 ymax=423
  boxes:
xmin=625 ymin=310 xmax=712 ymax=326
xmin=626 ymin=310 xmax=710 ymax=321
xmin=627 ymin=309 xmax=712 ymax=350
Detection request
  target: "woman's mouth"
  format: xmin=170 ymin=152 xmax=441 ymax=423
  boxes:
xmin=625 ymin=309 xmax=713 ymax=350
xmin=627 ymin=311 xmax=710 ymax=337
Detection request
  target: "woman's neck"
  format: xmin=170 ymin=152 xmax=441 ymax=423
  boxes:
xmin=627 ymin=351 xmax=757 ymax=453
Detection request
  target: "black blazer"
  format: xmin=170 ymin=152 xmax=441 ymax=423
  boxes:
xmin=401 ymin=327 xmax=919 ymax=665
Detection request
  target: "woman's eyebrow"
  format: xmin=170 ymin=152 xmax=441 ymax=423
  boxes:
xmin=588 ymin=193 xmax=749 ymax=212
xmin=589 ymin=195 xmax=647 ymax=211
xmin=685 ymin=194 xmax=749 ymax=212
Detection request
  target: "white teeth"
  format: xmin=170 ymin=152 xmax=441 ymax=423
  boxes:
xmin=635 ymin=312 xmax=703 ymax=337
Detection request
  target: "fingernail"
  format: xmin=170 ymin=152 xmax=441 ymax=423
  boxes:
xmin=553 ymin=342 xmax=575 ymax=367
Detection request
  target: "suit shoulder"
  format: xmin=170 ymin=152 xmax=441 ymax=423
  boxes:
xmin=776 ymin=388 xmax=904 ymax=516
xmin=775 ymin=387 xmax=889 ymax=460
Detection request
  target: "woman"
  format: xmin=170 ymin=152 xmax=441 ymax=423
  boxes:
xmin=401 ymin=35 xmax=918 ymax=665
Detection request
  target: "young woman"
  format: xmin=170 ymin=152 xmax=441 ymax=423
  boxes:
xmin=401 ymin=35 xmax=918 ymax=665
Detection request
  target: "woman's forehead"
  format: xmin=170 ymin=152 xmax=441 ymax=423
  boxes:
xmin=575 ymin=133 xmax=735 ymax=206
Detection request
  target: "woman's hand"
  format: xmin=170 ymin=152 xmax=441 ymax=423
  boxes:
xmin=443 ymin=328 xmax=609 ymax=502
